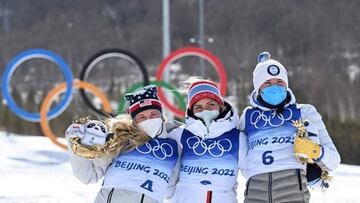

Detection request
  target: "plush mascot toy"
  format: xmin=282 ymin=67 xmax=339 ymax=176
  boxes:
xmin=293 ymin=119 xmax=332 ymax=190
xmin=66 ymin=115 xmax=151 ymax=159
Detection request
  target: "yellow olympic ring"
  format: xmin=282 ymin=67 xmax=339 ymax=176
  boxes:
xmin=40 ymin=80 xmax=112 ymax=149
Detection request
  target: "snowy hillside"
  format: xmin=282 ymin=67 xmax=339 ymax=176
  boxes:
xmin=1 ymin=132 xmax=360 ymax=203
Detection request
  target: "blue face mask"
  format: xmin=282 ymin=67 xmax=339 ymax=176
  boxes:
xmin=260 ymin=85 xmax=287 ymax=106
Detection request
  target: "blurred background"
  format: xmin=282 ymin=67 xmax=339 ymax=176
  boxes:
xmin=0 ymin=0 xmax=359 ymax=164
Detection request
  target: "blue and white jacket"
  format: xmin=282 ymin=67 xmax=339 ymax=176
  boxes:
xmin=69 ymin=121 xmax=181 ymax=203
xmin=168 ymin=102 xmax=247 ymax=203
xmin=239 ymin=89 xmax=341 ymax=179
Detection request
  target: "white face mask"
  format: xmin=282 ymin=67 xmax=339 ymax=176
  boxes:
xmin=194 ymin=110 xmax=220 ymax=128
xmin=137 ymin=118 xmax=164 ymax=138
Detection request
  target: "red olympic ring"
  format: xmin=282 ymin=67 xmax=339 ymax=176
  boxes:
xmin=156 ymin=47 xmax=228 ymax=117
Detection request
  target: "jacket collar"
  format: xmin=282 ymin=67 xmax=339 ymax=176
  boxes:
xmin=184 ymin=101 xmax=239 ymax=139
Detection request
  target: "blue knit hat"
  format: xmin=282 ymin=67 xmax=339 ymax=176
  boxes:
xmin=187 ymin=80 xmax=224 ymax=109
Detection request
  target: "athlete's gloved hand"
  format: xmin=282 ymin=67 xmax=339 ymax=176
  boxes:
xmin=306 ymin=163 xmax=331 ymax=190
xmin=65 ymin=120 xmax=109 ymax=146
xmin=303 ymin=119 xmax=320 ymax=145
xmin=294 ymin=120 xmax=322 ymax=163
xmin=65 ymin=123 xmax=85 ymax=140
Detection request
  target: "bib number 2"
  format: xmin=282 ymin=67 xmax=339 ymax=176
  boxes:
xmin=262 ymin=151 xmax=274 ymax=165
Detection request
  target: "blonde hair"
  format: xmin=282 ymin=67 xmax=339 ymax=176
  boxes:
xmin=102 ymin=114 xmax=151 ymax=157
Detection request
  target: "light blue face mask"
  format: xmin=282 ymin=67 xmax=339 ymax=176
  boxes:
xmin=260 ymin=85 xmax=287 ymax=106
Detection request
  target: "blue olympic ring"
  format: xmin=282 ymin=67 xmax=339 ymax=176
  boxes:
xmin=1 ymin=49 xmax=73 ymax=122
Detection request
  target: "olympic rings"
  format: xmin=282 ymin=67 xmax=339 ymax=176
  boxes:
xmin=186 ymin=136 xmax=232 ymax=157
xmin=40 ymin=80 xmax=112 ymax=149
xmin=79 ymin=49 xmax=149 ymax=116
xmin=250 ymin=108 xmax=293 ymax=129
xmin=1 ymin=49 xmax=73 ymax=122
xmin=117 ymin=80 xmax=186 ymax=117
xmin=136 ymin=139 xmax=174 ymax=160
xmin=156 ymin=47 xmax=228 ymax=117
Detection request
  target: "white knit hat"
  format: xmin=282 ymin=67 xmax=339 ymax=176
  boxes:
xmin=253 ymin=52 xmax=288 ymax=92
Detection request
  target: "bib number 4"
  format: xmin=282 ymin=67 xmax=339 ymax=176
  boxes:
xmin=262 ymin=151 xmax=274 ymax=165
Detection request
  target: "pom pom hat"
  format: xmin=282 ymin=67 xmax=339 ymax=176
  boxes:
xmin=124 ymin=85 xmax=162 ymax=118
xmin=253 ymin=52 xmax=289 ymax=93
xmin=187 ymin=80 xmax=224 ymax=110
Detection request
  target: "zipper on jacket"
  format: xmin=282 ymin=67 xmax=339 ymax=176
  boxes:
xmin=140 ymin=193 xmax=145 ymax=203
xmin=297 ymin=169 xmax=303 ymax=191
xmin=107 ymin=188 xmax=114 ymax=203
xmin=268 ymin=173 xmax=272 ymax=203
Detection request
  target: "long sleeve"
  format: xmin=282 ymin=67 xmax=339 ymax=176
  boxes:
xmin=164 ymin=124 xmax=185 ymax=200
xmin=237 ymin=107 xmax=250 ymax=131
xmin=166 ymin=125 xmax=185 ymax=149
xmin=165 ymin=145 xmax=182 ymax=200
xmin=300 ymin=104 xmax=341 ymax=171
xmin=68 ymin=147 xmax=113 ymax=184
xmin=238 ymin=131 xmax=248 ymax=178
xmin=237 ymin=108 xmax=250 ymax=179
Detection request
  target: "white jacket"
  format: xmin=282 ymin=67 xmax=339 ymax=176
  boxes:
xmin=238 ymin=89 xmax=341 ymax=179
xmin=68 ymin=121 xmax=182 ymax=203
xmin=167 ymin=102 xmax=247 ymax=203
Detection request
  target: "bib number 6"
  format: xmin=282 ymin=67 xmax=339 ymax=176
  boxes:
xmin=262 ymin=151 xmax=274 ymax=165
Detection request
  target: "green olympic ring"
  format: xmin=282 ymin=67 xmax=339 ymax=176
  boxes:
xmin=118 ymin=80 xmax=186 ymax=116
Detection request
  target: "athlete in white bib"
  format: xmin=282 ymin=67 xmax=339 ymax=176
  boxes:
xmin=66 ymin=85 xmax=181 ymax=203
xmin=167 ymin=78 xmax=247 ymax=203
xmin=239 ymin=52 xmax=341 ymax=203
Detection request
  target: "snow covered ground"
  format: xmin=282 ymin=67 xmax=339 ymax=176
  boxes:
xmin=1 ymin=132 xmax=360 ymax=203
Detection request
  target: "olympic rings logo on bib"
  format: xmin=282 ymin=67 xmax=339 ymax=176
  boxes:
xmin=250 ymin=108 xmax=293 ymax=129
xmin=186 ymin=136 xmax=232 ymax=157
xmin=136 ymin=140 xmax=174 ymax=160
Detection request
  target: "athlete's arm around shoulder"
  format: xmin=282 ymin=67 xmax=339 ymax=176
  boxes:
xmin=237 ymin=131 xmax=248 ymax=178
xmin=300 ymin=104 xmax=341 ymax=171
xmin=166 ymin=124 xmax=186 ymax=148
xmin=163 ymin=121 xmax=184 ymax=200
xmin=238 ymin=106 xmax=253 ymax=131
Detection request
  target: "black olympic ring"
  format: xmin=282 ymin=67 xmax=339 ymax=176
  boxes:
xmin=79 ymin=48 xmax=149 ymax=116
